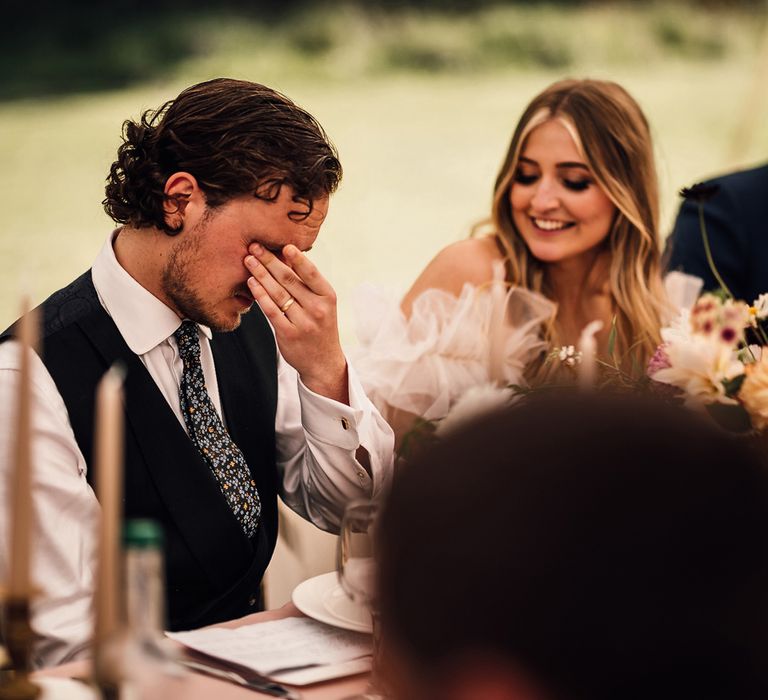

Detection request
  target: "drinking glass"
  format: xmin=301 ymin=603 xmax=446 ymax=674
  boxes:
xmin=337 ymin=499 xmax=386 ymax=700
xmin=338 ymin=499 xmax=377 ymax=607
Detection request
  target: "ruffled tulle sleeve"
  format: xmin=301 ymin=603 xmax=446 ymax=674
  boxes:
xmin=350 ymin=267 xmax=555 ymax=424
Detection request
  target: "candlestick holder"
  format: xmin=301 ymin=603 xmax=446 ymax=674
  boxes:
xmin=0 ymin=597 xmax=41 ymax=700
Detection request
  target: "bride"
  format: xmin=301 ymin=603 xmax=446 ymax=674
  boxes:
xmin=355 ymin=79 xmax=669 ymax=447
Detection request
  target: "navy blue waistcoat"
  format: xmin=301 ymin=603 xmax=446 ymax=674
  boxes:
xmin=1 ymin=271 xmax=279 ymax=630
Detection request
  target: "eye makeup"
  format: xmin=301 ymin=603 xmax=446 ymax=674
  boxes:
xmin=513 ymin=171 xmax=538 ymax=186
xmin=562 ymin=179 xmax=592 ymax=192
xmin=512 ymin=170 xmax=594 ymax=193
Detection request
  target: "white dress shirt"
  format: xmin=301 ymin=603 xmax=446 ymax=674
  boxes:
xmin=0 ymin=232 xmax=394 ymax=668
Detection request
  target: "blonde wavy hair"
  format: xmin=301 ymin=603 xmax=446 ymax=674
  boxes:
xmin=490 ymin=78 xmax=667 ymax=366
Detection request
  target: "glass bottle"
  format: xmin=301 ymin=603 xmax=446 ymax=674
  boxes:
xmin=122 ymin=520 xmax=182 ymax=697
xmin=124 ymin=520 xmax=165 ymax=656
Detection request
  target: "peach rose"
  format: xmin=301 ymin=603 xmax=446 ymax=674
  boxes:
xmin=739 ymin=355 xmax=768 ymax=430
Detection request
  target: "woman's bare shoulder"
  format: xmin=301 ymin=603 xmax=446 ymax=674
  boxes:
xmin=401 ymin=236 xmax=504 ymax=316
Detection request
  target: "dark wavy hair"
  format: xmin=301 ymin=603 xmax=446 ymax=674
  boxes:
xmin=103 ymin=78 xmax=343 ymax=234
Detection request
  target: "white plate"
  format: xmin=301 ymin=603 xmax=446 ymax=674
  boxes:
xmin=292 ymin=571 xmax=372 ymax=634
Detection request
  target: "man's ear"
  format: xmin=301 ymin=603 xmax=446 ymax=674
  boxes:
xmin=163 ymin=172 xmax=201 ymax=230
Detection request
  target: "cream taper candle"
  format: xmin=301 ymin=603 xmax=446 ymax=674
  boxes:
xmin=578 ymin=320 xmax=604 ymax=390
xmin=8 ymin=299 xmax=39 ymax=598
xmin=93 ymin=366 xmax=126 ymax=646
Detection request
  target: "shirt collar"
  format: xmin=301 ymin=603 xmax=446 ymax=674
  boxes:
xmin=91 ymin=229 xmax=213 ymax=355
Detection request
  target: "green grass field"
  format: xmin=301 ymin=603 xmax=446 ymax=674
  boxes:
xmin=1 ymin=3 xmax=767 ymax=340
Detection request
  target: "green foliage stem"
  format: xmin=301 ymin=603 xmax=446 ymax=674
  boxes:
xmin=698 ymin=202 xmax=733 ymax=298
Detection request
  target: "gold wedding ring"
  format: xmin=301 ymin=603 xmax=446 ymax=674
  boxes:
xmin=279 ymin=297 xmax=295 ymax=313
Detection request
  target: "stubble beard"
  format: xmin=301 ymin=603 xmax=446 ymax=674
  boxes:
xmin=161 ymin=226 xmax=244 ymax=333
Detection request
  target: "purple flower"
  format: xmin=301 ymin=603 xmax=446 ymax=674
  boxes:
xmin=647 ymin=343 xmax=671 ymax=376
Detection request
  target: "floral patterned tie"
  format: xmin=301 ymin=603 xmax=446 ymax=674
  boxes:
xmin=174 ymin=320 xmax=261 ymax=538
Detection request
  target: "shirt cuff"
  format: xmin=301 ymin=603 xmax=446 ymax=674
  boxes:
xmin=296 ymin=366 xmax=365 ymax=451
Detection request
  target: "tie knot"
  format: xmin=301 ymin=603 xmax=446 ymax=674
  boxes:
xmin=174 ymin=320 xmax=200 ymax=361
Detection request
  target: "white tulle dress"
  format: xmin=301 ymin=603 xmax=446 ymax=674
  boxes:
xmin=351 ymin=265 xmax=556 ymax=426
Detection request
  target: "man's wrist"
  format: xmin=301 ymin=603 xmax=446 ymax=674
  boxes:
xmin=299 ymin=359 xmax=349 ymax=404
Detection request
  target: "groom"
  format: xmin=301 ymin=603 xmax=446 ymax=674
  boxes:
xmin=0 ymin=78 xmax=393 ymax=667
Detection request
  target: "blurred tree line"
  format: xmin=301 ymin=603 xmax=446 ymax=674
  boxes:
xmin=1 ymin=0 xmax=764 ymax=100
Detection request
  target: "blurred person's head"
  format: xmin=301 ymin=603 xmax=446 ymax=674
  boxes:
xmin=377 ymin=393 xmax=768 ymax=700
xmin=491 ymin=79 xmax=665 ymax=364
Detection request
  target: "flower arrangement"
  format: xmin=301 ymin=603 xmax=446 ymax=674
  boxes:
xmin=648 ymin=183 xmax=768 ymax=433
xmin=649 ymin=293 xmax=768 ymax=430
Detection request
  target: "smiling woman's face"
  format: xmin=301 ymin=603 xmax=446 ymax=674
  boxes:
xmin=510 ymin=118 xmax=616 ymax=268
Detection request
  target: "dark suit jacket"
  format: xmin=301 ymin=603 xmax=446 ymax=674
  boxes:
xmin=1 ymin=271 xmax=279 ymax=631
xmin=664 ymin=163 xmax=768 ymax=303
